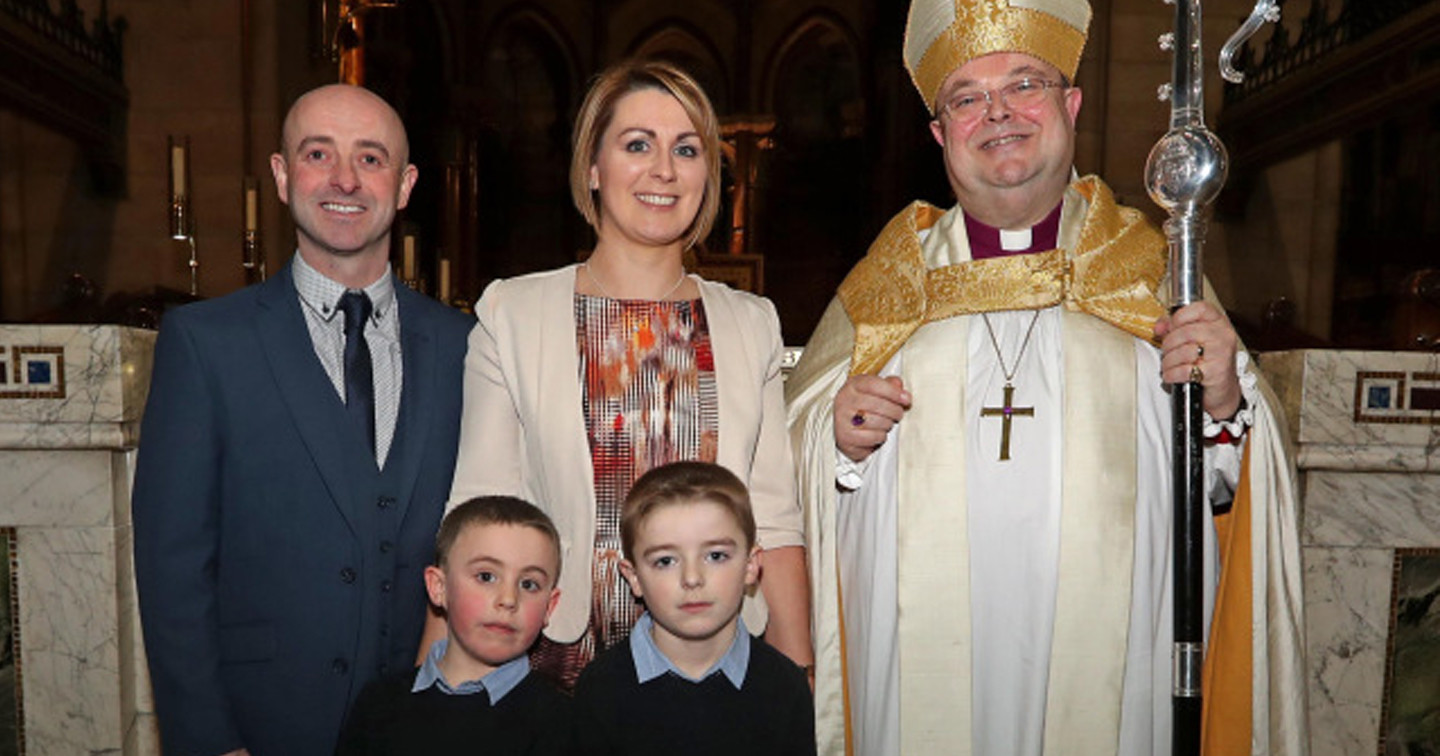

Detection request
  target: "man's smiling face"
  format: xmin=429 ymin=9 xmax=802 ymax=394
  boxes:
xmin=270 ymin=85 xmax=417 ymax=267
xmin=929 ymin=52 xmax=1081 ymax=224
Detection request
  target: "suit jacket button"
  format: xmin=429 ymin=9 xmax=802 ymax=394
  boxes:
xmin=340 ymin=567 xmax=357 ymax=583
xmin=377 ymin=496 xmax=395 ymax=509
xmin=381 ymin=579 xmax=393 ymax=593
xmin=332 ymin=658 xmax=349 ymax=675
xmin=379 ymin=540 xmax=394 ymax=554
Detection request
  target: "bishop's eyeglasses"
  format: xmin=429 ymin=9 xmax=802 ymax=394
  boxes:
xmin=939 ymin=78 xmax=1067 ymax=123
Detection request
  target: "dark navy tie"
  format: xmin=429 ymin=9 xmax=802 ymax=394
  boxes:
xmin=338 ymin=291 xmax=375 ymax=453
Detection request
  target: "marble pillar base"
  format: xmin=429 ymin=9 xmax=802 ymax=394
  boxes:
xmin=0 ymin=326 xmax=156 ymax=756
xmin=1259 ymin=349 xmax=1440 ymax=756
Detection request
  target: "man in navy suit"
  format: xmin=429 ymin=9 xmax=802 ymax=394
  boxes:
xmin=133 ymin=84 xmax=474 ymax=756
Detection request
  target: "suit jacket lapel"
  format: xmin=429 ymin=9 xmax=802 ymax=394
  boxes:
xmin=255 ymin=264 xmax=362 ymax=535
xmin=388 ymin=282 xmax=435 ymax=525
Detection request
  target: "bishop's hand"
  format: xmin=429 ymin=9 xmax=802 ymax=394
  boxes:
xmin=834 ymin=374 xmax=912 ymax=462
xmin=1154 ymin=301 xmax=1242 ymax=421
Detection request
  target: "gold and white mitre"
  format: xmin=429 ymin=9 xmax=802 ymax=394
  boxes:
xmin=904 ymin=0 xmax=1092 ymax=112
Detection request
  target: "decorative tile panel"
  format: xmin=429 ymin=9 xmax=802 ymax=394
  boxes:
xmin=0 ymin=347 xmax=65 ymax=400
xmin=1355 ymin=370 xmax=1440 ymax=425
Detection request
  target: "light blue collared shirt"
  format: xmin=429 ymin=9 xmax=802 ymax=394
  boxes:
xmin=411 ymin=638 xmax=529 ymax=703
xmin=629 ymin=612 xmax=751 ymax=689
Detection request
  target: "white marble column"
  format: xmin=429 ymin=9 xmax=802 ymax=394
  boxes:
xmin=0 ymin=325 xmax=158 ymax=756
xmin=1259 ymin=349 xmax=1440 ymax=756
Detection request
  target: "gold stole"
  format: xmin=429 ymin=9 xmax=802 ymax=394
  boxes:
xmin=869 ymin=178 xmax=1163 ymax=754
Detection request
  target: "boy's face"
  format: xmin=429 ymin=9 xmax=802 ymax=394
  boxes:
xmin=620 ymin=500 xmax=759 ymax=651
xmin=424 ymin=523 xmax=560 ymax=683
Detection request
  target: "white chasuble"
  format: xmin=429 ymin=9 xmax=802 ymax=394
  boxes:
xmin=811 ymin=194 xmax=1224 ymax=756
xmin=788 ymin=179 xmax=1306 ymax=756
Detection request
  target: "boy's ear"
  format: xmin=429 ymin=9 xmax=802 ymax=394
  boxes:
xmin=423 ymin=565 xmax=447 ymax=610
xmin=618 ymin=559 xmax=643 ymax=599
xmin=744 ymin=545 xmax=761 ymax=588
xmin=543 ymin=588 xmax=561 ymax=627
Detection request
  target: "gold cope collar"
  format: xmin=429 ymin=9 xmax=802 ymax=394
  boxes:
xmin=837 ymin=175 xmax=1167 ymax=376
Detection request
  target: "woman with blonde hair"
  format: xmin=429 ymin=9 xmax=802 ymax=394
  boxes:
xmin=446 ymin=59 xmax=810 ymax=690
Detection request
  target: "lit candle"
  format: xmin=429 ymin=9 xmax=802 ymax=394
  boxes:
xmin=402 ymin=234 xmax=416 ymax=280
xmin=170 ymin=142 xmax=187 ymax=197
xmin=438 ymin=259 xmax=451 ymax=303
xmin=244 ymin=184 xmax=258 ymax=232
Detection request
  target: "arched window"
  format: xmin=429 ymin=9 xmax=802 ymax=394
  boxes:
xmin=476 ymin=11 xmax=581 ymax=277
xmin=759 ymin=15 xmax=866 ymax=340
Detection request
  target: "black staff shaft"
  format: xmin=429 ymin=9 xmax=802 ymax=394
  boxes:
xmin=1172 ymin=372 xmax=1205 ymax=756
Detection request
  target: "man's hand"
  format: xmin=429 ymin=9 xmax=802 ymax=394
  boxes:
xmin=220 ymin=750 xmax=251 ymax=756
xmin=1154 ymin=301 xmax=1242 ymax=420
xmin=833 ymin=375 xmax=912 ymax=462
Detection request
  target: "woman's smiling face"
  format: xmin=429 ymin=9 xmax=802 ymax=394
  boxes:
xmin=589 ymin=87 xmax=708 ymax=255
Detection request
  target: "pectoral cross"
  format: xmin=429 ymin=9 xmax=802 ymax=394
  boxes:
xmin=980 ymin=383 xmax=1034 ymax=461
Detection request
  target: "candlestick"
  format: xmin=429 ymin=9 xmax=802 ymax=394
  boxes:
xmin=170 ymin=142 xmax=187 ymax=197
xmin=242 ymin=177 xmax=261 ymax=285
xmin=244 ymin=180 xmax=258 ymax=232
xmin=169 ymin=135 xmax=192 ymax=241
xmin=402 ymin=234 xmax=416 ymax=280
xmin=186 ymin=236 xmax=199 ymax=296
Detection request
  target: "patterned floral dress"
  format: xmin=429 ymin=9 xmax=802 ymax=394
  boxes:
xmin=530 ymin=293 xmax=718 ymax=691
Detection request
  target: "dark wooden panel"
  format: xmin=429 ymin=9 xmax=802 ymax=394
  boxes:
xmin=0 ymin=0 xmax=128 ymax=192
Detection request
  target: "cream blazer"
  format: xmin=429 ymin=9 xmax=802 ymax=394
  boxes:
xmin=449 ymin=264 xmax=803 ymax=643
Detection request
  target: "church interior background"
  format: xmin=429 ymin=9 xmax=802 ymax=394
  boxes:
xmin=2 ymin=0 xmax=1436 ymax=348
xmin=0 ymin=0 xmax=1438 ymax=754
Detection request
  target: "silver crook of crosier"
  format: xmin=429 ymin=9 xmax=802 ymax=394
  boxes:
xmin=1219 ymin=0 xmax=1281 ymax=84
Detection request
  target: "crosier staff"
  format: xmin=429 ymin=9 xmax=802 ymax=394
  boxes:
xmin=1142 ymin=1 xmax=1278 ymax=754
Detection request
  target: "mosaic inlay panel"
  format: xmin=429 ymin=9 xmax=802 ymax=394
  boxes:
xmin=1378 ymin=548 xmax=1440 ymax=755
xmin=0 ymin=347 xmax=65 ymax=401
xmin=0 ymin=529 xmax=20 ymax=755
xmin=1354 ymin=370 xmax=1440 ymax=425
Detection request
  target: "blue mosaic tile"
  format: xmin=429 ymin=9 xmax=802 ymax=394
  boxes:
xmin=1367 ymin=385 xmax=1392 ymax=410
xmin=26 ymin=360 xmax=51 ymax=385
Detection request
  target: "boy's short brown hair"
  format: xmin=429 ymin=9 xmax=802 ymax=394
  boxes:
xmin=436 ymin=496 xmax=562 ymax=577
xmin=620 ymin=462 xmax=756 ymax=561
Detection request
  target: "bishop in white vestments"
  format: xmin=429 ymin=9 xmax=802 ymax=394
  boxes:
xmin=784 ymin=2 xmax=1309 ymax=755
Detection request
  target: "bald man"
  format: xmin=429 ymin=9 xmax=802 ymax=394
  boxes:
xmin=134 ymin=84 xmax=475 ymax=756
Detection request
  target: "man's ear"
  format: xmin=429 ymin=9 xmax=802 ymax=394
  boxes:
xmin=269 ymin=153 xmax=290 ymax=205
xmin=396 ymin=164 xmax=419 ymax=210
xmin=930 ymin=118 xmax=946 ymax=148
xmin=619 ymin=559 xmax=643 ymax=599
xmin=423 ymin=565 xmax=447 ymax=610
xmin=1063 ymin=86 xmax=1083 ymax=128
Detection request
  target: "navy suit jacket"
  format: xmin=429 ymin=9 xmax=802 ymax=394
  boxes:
xmin=133 ymin=262 xmax=474 ymax=756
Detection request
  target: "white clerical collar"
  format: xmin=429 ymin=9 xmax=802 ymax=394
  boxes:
xmin=998 ymin=227 xmax=1032 ymax=251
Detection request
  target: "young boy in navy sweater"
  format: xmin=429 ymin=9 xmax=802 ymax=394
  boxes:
xmin=573 ymin=461 xmax=815 ymax=755
xmin=337 ymin=496 xmax=570 ymax=755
